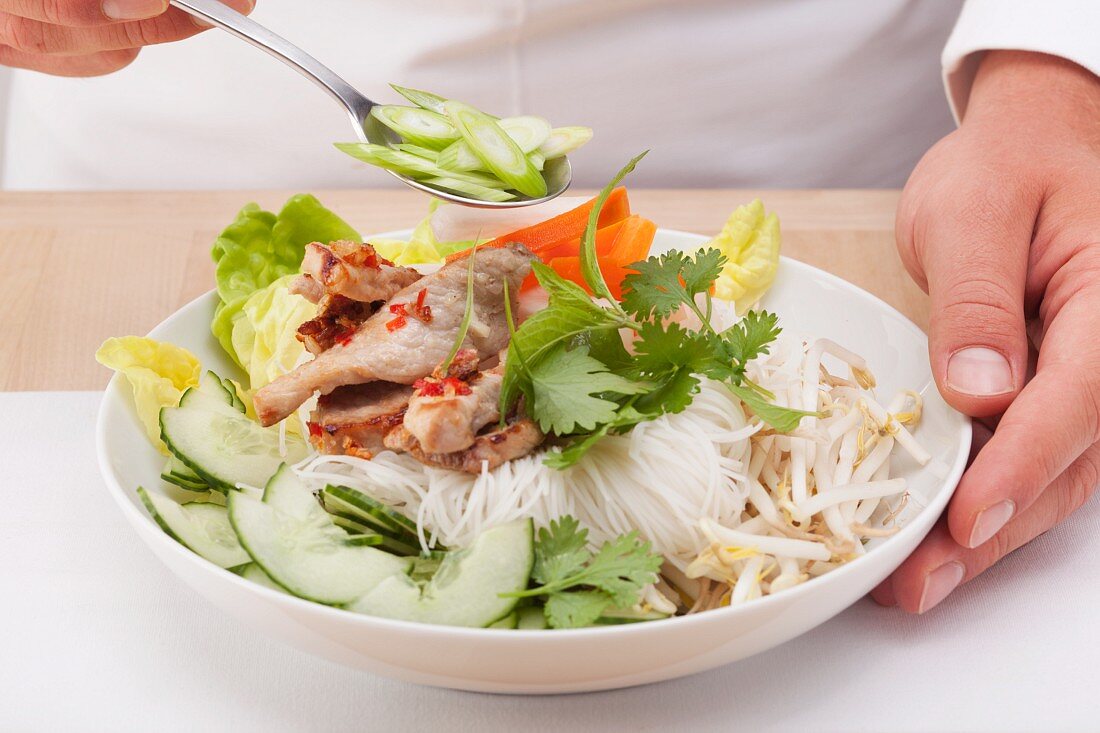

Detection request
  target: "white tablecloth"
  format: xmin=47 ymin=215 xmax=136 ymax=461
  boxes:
xmin=3 ymin=392 xmax=1096 ymax=732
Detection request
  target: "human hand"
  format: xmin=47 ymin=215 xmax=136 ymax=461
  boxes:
xmin=876 ymin=50 xmax=1100 ymax=613
xmin=1 ymin=0 xmax=253 ymax=76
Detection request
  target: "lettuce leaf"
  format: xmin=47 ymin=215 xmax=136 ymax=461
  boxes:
xmin=231 ymin=276 xmax=317 ymax=393
xmin=369 ymin=206 xmax=478 ymax=266
xmin=705 ymin=199 xmax=781 ymax=314
xmin=95 ymin=337 xmax=201 ymax=453
xmin=210 ymin=194 xmax=358 ymax=369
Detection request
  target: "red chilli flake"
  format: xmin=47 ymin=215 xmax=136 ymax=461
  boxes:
xmin=389 ymin=303 xmax=408 ymax=316
xmin=414 ymin=378 xmax=445 ymax=397
xmin=386 ymin=316 xmax=407 ymax=332
xmin=412 ymin=288 xmax=432 ymax=323
xmin=443 ymin=377 xmax=472 ymax=396
xmin=307 ymin=421 xmax=323 ymax=438
xmin=335 ymin=327 xmax=356 ymax=346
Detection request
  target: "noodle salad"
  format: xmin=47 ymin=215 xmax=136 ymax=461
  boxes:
xmin=99 ymin=156 xmax=928 ymax=630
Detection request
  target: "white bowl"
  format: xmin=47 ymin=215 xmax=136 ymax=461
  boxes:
xmin=96 ymin=228 xmax=970 ymax=694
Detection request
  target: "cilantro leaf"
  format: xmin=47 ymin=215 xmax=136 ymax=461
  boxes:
xmin=531 ymin=516 xmax=591 ymax=587
xmin=727 ymin=382 xmax=819 ymax=433
xmin=619 ymin=251 xmax=692 ymax=320
xmin=680 ymin=246 xmax=726 ymax=294
xmin=723 ymin=310 xmax=781 ymax=365
xmin=632 ymin=321 xmax=713 ymax=375
xmin=633 ymin=367 xmax=700 ymax=417
xmin=528 ymin=344 xmax=649 ymax=434
xmin=574 ymin=531 xmax=664 ymax=607
xmin=532 ymin=261 xmax=624 ymax=324
xmin=619 ymin=248 xmax=727 ymax=321
xmin=502 ymin=515 xmax=664 ymax=628
xmin=545 ymin=590 xmax=613 ymax=629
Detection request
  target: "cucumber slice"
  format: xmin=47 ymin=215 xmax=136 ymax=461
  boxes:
xmin=538 ymin=126 xmax=593 ymax=160
xmin=436 ymin=139 xmax=483 ymax=172
xmin=347 ymin=519 xmax=534 ymax=627
xmin=344 ymin=533 xmax=386 ymax=547
xmin=228 ymin=470 xmax=412 ymax=604
xmin=517 ymin=606 xmax=549 ymax=630
xmin=498 ymin=116 xmax=552 ymax=153
xmin=488 ymin=612 xmax=518 ymax=629
xmin=160 ymin=404 xmax=309 ymax=493
xmin=370 ymin=105 xmax=458 ymax=150
xmin=443 ymin=100 xmax=547 ymax=198
xmin=177 ymin=385 xmax=241 ymax=416
xmin=220 ymin=377 xmax=247 ymax=413
xmin=321 ymin=484 xmax=418 ymax=538
xmin=237 ymin=562 xmax=288 ymax=594
xmin=389 ymin=84 xmax=448 ymax=114
xmin=161 ymin=456 xmax=209 ymax=491
xmin=394 ymin=143 xmax=441 ymax=162
xmin=138 ymin=486 xmax=250 ymax=568
xmin=422 ymin=177 xmax=517 ymax=203
xmin=593 ymin=606 xmax=671 ymax=625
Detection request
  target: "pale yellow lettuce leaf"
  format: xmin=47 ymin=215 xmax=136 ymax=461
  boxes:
xmin=707 ymin=199 xmax=781 ymax=313
xmin=96 ymin=337 xmax=202 ymax=453
xmin=232 ymin=275 xmax=317 ymax=393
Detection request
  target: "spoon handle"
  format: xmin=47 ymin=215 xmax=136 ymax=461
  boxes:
xmin=168 ymin=0 xmax=373 ymax=139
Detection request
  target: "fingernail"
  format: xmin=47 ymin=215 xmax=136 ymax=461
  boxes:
xmin=102 ymin=0 xmax=167 ymax=20
xmin=968 ymin=499 xmax=1015 ymax=548
xmin=946 ymin=347 xmax=1014 ymax=396
xmin=918 ymin=561 xmax=965 ymax=614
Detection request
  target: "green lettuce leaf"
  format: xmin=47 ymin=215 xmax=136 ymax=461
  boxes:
xmin=210 ymin=194 xmax=358 ymax=370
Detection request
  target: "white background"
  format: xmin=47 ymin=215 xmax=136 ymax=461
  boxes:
xmin=2 ymin=391 xmax=1097 ymax=732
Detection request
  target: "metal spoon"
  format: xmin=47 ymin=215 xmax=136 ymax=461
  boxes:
xmin=168 ymin=0 xmax=572 ymax=208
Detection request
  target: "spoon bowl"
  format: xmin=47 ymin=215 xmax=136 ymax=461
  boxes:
xmin=169 ymin=0 xmax=572 ymax=207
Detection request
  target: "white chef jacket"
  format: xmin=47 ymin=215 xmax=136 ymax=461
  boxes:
xmin=0 ymin=0 xmax=1097 ymax=191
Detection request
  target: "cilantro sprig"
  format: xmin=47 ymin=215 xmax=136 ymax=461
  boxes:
xmin=500 ymin=155 xmax=820 ymax=468
xmin=501 ymin=516 xmax=663 ymax=629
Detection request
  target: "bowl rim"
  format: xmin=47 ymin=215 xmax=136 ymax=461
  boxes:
xmin=96 ymin=227 xmax=971 ymax=639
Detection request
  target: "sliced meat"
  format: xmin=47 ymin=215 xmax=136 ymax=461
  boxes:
xmin=402 ymin=350 xmax=504 ymax=454
xmin=384 ymin=418 xmax=544 ymax=474
xmin=296 ymin=294 xmax=377 ymax=355
xmin=254 ymin=244 xmax=535 ymax=426
xmin=301 ymin=240 xmax=421 ymax=304
xmin=308 ymin=381 xmax=413 ymax=459
xmin=289 ymin=274 xmax=325 ymax=304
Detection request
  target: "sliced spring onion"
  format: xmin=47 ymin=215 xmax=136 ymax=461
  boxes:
xmin=395 ymin=143 xmax=441 ymax=162
xmin=422 ymin=177 xmax=517 ymax=202
xmin=436 ymin=139 xmax=484 ymax=172
xmin=389 ymin=83 xmax=448 ymax=114
xmin=498 ymin=116 xmax=552 ymax=153
xmin=334 ymin=143 xmax=510 ymax=189
xmin=369 ymin=105 xmax=458 ymax=150
xmin=437 ymin=119 xmax=550 ymax=173
xmin=528 ymin=151 xmax=545 ymax=171
xmin=538 ymin=126 xmax=594 ymax=160
xmin=443 ymin=100 xmax=547 ymax=199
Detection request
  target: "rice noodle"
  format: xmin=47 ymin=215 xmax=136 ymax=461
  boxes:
xmin=291 ymin=304 xmax=928 ymax=611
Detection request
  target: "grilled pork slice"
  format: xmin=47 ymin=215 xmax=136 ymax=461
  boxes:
xmin=299 ymin=241 xmax=421 ymax=304
xmin=254 ymin=244 xmax=535 ymax=426
xmin=402 ymin=349 xmax=504 ymax=454
xmin=384 ymin=418 xmax=544 ymax=474
xmin=308 ymin=381 xmax=413 ymax=458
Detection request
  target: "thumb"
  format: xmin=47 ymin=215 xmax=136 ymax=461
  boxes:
xmin=917 ymin=193 xmax=1032 ymax=417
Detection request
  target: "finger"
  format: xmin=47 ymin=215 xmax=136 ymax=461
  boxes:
xmin=872 ymin=441 xmax=1099 ymax=612
xmin=869 ymin=418 xmax=993 ymax=609
xmin=0 ymin=0 xmax=163 ymax=25
xmin=916 ymin=187 xmax=1036 ymax=418
xmin=0 ymin=42 xmax=138 ymax=74
xmin=0 ymin=1 xmax=251 ymax=55
xmin=947 ymin=283 xmax=1100 ymax=548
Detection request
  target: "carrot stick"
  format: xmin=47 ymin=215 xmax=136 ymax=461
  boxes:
xmin=446 ymin=187 xmax=630 ymax=263
xmin=542 ymin=216 xmax=657 ymax=298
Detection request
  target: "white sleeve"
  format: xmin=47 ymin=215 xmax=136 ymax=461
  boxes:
xmin=942 ymin=0 xmax=1100 ymax=121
